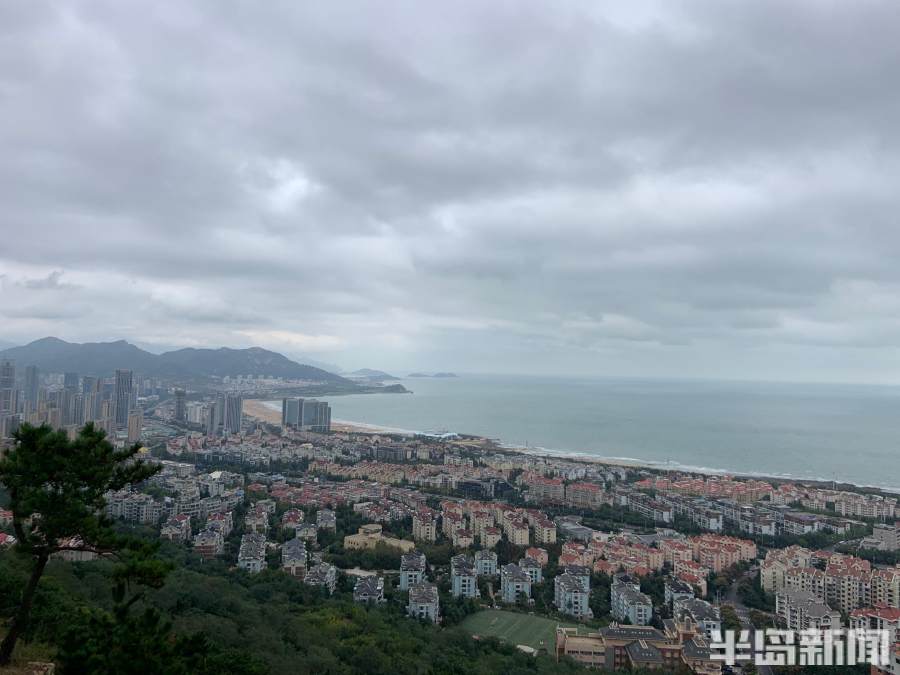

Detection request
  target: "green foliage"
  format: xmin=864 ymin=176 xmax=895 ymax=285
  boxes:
xmin=720 ymin=605 xmax=742 ymax=632
xmin=0 ymin=423 xmax=162 ymax=665
xmin=736 ymin=576 xmax=775 ymax=612
xmin=1 ymin=423 xmax=160 ymax=557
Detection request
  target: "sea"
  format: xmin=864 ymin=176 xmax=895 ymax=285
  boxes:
xmin=265 ymin=374 xmax=900 ymax=491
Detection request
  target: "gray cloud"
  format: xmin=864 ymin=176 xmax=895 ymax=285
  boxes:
xmin=2 ymin=1 xmax=900 ymax=382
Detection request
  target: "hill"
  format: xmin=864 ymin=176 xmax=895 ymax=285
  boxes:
xmin=348 ymin=368 xmax=399 ymax=380
xmin=0 ymin=337 xmax=350 ymax=384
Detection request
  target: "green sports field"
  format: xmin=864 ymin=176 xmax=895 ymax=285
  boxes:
xmin=460 ymin=610 xmax=579 ymax=651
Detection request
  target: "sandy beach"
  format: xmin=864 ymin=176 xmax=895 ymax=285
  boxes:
xmin=241 ymin=398 xmax=896 ymax=493
xmin=242 ymin=399 xmax=392 ymax=434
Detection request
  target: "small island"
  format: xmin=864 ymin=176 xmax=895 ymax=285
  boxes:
xmin=407 ymin=372 xmax=458 ymax=378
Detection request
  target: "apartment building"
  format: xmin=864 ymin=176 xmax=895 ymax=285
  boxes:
xmin=407 ymin=582 xmax=440 ymax=623
xmin=776 ymin=589 xmax=842 ymax=632
xmin=526 ymin=475 xmax=565 ymax=504
xmin=412 ymin=512 xmax=438 ymax=542
xmin=481 ymin=526 xmax=502 ymax=548
xmin=565 ymin=481 xmax=605 ymax=509
xmin=611 ymin=575 xmax=653 ymax=625
xmin=400 ymin=550 xmax=427 ymax=590
xmin=519 ymin=556 xmax=543 ymax=584
xmin=500 ymin=563 xmax=532 ymax=603
xmin=533 ymin=518 xmax=557 ymax=545
xmin=451 ymin=555 xmax=479 ymax=598
xmin=761 ymin=546 xmax=814 ymax=593
xmin=474 ymin=549 xmax=498 ymax=576
xmin=554 ymin=573 xmax=593 ymax=620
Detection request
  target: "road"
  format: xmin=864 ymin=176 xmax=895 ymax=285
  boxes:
xmin=723 ymin=567 xmax=774 ymax=675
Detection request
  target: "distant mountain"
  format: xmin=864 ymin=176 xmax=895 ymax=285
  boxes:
xmin=0 ymin=337 xmax=351 ymax=384
xmin=0 ymin=338 xmax=20 ymax=351
xmin=348 ymin=368 xmax=399 ymax=380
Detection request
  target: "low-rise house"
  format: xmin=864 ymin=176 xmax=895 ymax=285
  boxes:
xmin=244 ymin=508 xmax=269 ymax=534
xmin=160 ymin=513 xmax=192 ymax=543
xmin=237 ymin=533 xmax=267 ymax=574
xmin=344 ymin=523 xmax=415 ymax=552
xmin=555 ymin=623 xmax=719 ymax=673
xmin=400 ymin=550 xmax=427 ymax=590
xmin=305 ymin=562 xmax=337 ymax=594
xmin=525 ymin=547 xmax=549 ymax=567
xmin=353 ymin=575 xmax=385 ymax=603
xmin=281 ymin=537 xmax=307 ymax=578
xmin=407 ymin=582 xmax=440 ymax=623
xmin=193 ymin=528 xmax=224 ymax=558
xmin=316 ymin=508 xmax=337 ymax=530
xmin=500 ymin=563 xmax=532 ymax=603
xmin=281 ymin=508 xmax=304 ymax=532
xmin=451 ymin=554 xmax=479 ymax=598
xmin=611 ymin=575 xmax=653 ymax=625
xmin=665 ymin=577 xmax=695 ymax=606
xmin=474 ymin=549 xmax=498 ymax=576
xmin=296 ymin=523 xmax=318 ymax=542
xmin=205 ymin=510 xmax=233 ymax=537
xmin=673 ymin=597 xmax=721 ymax=641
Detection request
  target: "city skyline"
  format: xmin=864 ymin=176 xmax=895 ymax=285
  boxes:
xmin=4 ymin=2 xmax=900 ymax=384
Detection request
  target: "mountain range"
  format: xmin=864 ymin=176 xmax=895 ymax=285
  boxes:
xmin=0 ymin=337 xmax=350 ymax=383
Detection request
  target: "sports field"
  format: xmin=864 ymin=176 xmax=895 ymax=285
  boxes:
xmin=460 ymin=610 xmax=578 ymax=651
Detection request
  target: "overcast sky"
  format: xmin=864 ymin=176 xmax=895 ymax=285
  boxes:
xmin=3 ymin=1 xmax=900 ymax=382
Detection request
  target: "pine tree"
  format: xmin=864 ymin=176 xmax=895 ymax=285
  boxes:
xmin=0 ymin=422 xmax=160 ymax=665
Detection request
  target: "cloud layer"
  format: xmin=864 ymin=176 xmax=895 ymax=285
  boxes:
xmin=3 ymin=1 xmax=900 ymax=381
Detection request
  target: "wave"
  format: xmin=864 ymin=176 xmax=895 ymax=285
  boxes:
xmin=498 ymin=442 xmax=900 ymax=493
xmin=259 ymin=400 xmax=900 ymax=493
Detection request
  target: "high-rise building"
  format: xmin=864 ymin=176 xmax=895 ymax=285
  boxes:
xmin=81 ymin=375 xmax=98 ymax=395
xmin=68 ymin=393 xmax=85 ymax=427
xmin=0 ymin=359 xmax=15 ymax=414
xmin=282 ymin=397 xmax=301 ymax=427
xmin=24 ymin=365 xmax=39 ymax=411
xmin=206 ymin=401 xmax=219 ymax=436
xmin=301 ymin=399 xmax=331 ymax=433
xmin=64 ymin=372 xmax=80 ymax=391
xmin=174 ymin=389 xmax=186 ymax=422
xmin=224 ymin=394 xmax=243 ymax=435
xmin=83 ymin=391 xmax=99 ymax=423
xmin=127 ymin=408 xmax=143 ymax=444
xmin=114 ymin=369 xmax=133 ymax=428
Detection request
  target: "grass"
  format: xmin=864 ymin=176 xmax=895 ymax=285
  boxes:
xmin=460 ymin=609 xmax=580 ymax=651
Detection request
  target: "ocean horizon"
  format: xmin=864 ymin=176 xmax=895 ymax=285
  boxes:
xmin=265 ymin=374 xmax=900 ymax=491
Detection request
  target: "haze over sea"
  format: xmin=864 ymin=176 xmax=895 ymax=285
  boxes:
xmin=269 ymin=375 xmax=900 ymax=491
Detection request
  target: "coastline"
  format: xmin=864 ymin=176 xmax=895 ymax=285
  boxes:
xmin=242 ymin=399 xmax=899 ymax=494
